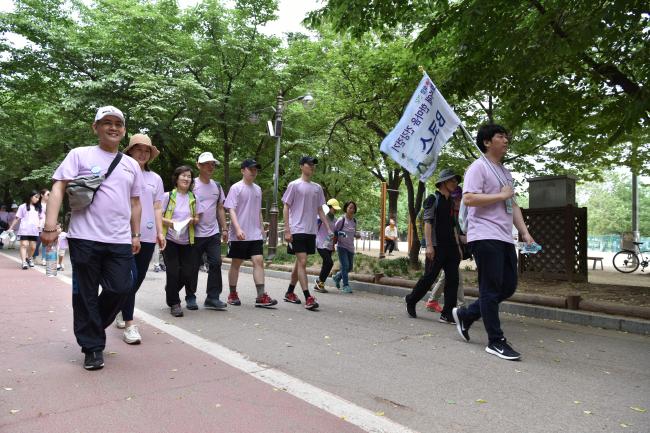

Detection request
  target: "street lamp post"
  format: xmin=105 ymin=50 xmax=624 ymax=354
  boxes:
xmin=265 ymin=91 xmax=314 ymax=259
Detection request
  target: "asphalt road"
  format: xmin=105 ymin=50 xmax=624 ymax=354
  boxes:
xmin=132 ymin=267 xmax=650 ymax=433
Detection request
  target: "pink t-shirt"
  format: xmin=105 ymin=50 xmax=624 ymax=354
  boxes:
xmin=53 ymin=146 xmax=143 ymax=244
xmin=282 ymin=178 xmax=326 ymax=235
xmin=193 ymin=179 xmax=225 ymax=237
xmin=140 ymin=170 xmax=164 ymax=243
xmin=15 ymin=203 xmax=42 ymax=237
xmin=224 ymin=180 xmax=263 ymax=241
xmin=463 ymin=158 xmax=515 ymax=244
xmin=162 ymin=191 xmax=198 ymax=245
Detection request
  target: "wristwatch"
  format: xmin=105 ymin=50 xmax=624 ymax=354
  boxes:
xmin=131 ymin=233 xmax=141 ymax=238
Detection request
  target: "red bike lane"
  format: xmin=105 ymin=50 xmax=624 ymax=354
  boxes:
xmin=0 ymin=253 xmax=372 ymax=433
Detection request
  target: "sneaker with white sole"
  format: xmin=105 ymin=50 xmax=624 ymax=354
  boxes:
xmin=27 ymin=258 xmax=34 ymax=267
xmin=123 ymin=325 xmax=142 ymax=345
xmin=84 ymin=351 xmax=104 ymax=370
xmin=255 ymin=293 xmax=278 ymax=308
xmin=115 ymin=312 xmax=126 ymax=329
xmin=452 ymin=307 xmax=470 ymax=342
xmin=21 ymin=261 xmax=28 ymax=270
xmin=485 ymin=339 xmax=521 ymax=361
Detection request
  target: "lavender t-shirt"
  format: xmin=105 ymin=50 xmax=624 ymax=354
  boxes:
xmin=282 ymin=179 xmax=326 ymax=235
xmin=53 ymin=146 xmax=143 ymax=244
xmin=316 ymin=213 xmax=336 ymax=250
xmin=140 ymin=171 xmax=164 ymax=243
xmin=463 ymin=158 xmax=515 ymax=244
xmin=193 ymin=179 xmax=225 ymax=237
xmin=161 ymin=191 xmax=198 ymax=245
xmin=224 ymin=180 xmax=263 ymax=241
xmin=15 ymin=204 xmax=42 ymax=237
xmin=334 ymin=216 xmax=357 ymax=252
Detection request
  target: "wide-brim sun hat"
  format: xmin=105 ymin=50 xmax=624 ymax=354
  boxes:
xmin=435 ymin=168 xmax=462 ymax=187
xmin=124 ymin=133 xmax=160 ymax=162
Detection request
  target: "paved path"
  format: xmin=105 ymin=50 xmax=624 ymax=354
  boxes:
xmin=1 ymin=251 xmax=649 ymax=433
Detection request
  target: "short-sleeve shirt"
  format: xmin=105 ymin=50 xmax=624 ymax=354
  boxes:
xmin=140 ymin=171 xmax=165 ymax=243
xmin=334 ymin=216 xmax=356 ymax=252
xmin=463 ymin=158 xmax=515 ymax=244
xmin=316 ymin=213 xmax=336 ymax=250
xmin=15 ymin=203 xmax=42 ymax=237
xmin=193 ymin=179 xmax=225 ymax=238
xmin=58 ymin=231 xmax=69 ymax=250
xmin=161 ymin=191 xmax=198 ymax=245
xmin=223 ymin=180 xmax=263 ymax=241
xmin=282 ymin=179 xmax=326 ymax=235
xmin=52 ymin=146 xmax=143 ymax=244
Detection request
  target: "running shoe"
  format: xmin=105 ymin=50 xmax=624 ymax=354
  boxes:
xmin=203 ymin=298 xmax=227 ymax=310
xmin=341 ymin=285 xmax=353 ymax=294
xmin=255 ymin=293 xmax=278 ymax=308
xmin=452 ymin=307 xmax=470 ymax=342
xmin=305 ymin=296 xmax=319 ymax=310
xmin=123 ymin=325 xmax=142 ymax=345
xmin=332 ymin=273 xmax=342 ymax=289
xmin=84 ymin=351 xmax=104 ymax=370
xmin=227 ymin=292 xmax=242 ymax=306
xmin=425 ymin=299 xmax=443 ymax=313
xmin=485 ymin=339 xmax=521 ymax=361
xmin=115 ymin=311 xmax=126 ymax=329
xmin=185 ymin=297 xmax=199 ymax=310
xmin=314 ymin=281 xmax=328 ymax=293
xmin=438 ymin=313 xmax=455 ymax=324
xmin=283 ymin=292 xmax=302 ymax=304
xmin=170 ymin=304 xmax=184 ymax=317
xmin=21 ymin=261 xmax=28 ymax=270
xmin=27 ymin=258 xmax=34 ymax=267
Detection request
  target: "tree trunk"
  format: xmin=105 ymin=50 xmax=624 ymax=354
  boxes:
xmin=402 ymin=169 xmax=426 ymax=269
xmin=387 ymin=168 xmax=401 ymax=222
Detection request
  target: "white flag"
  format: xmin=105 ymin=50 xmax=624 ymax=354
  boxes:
xmin=380 ymin=73 xmax=461 ymax=181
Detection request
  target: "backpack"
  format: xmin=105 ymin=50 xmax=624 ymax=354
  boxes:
xmin=417 ymin=193 xmax=437 ymax=247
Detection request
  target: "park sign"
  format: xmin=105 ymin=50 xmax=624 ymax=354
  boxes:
xmin=380 ymin=73 xmax=461 ymax=181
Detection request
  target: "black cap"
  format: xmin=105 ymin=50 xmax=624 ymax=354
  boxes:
xmin=241 ymin=159 xmax=262 ymax=169
xmin=299 ymin=156 xmax=318 ymax=165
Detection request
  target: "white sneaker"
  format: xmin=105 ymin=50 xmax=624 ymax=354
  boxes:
xmin=115 ymin=312 xmax=126 ymax=329
xmin=122 ymin=325 xmax=141 ymax=345
xmin=40 ymin=259 xmax=46 ymax=266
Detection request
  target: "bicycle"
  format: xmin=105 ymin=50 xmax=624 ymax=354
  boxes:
xmin=612 ymin=242 xmax=649 ymax=273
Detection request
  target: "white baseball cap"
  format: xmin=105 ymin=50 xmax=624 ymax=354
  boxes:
xmin=197 ymin=151 xmax=219 ymax=165
xmin=94 ymin=106 xmax=125 ymax=123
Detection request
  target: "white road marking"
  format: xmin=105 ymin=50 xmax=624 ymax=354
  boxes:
xmin=1 ymin=251 xmax=419 ymax=433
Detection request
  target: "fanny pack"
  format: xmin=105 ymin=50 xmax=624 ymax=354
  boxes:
xmin=66 ymin=152 xmax=123 ymax=210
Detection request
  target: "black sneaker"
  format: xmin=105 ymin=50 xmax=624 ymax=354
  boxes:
xmin=438 ymin=313 xmax=455 ymax=324
xmin=485 ymin=339 xmax=521 ymax=361
xmin=204 ymin=298 xmax=227 ymax=310
xmin=185 ymin=297 xmax=199 ymax=310
xmin=405 ymin=296 xmax=416 ymax=318
xmin=84 ymin=351 xmax=104 ymax=370
xmin=452 ymin=307 xmax=470 ymax=342
xmin=170 ymin=304 xmax=184 ymax=317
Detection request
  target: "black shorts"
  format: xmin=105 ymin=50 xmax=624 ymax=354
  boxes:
xmin=287 ymin=233 xmax=316 ymax=255
xmin=20 ymin=235 xmax=39 ymax=242
xmin=227 ymin=240 xmax=264 ymax=260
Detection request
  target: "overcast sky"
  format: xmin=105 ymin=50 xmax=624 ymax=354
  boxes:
xmin=1 ymin=0 xmax=323 ymax=38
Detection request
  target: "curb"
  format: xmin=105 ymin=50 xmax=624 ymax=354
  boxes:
xmin=226 ymin=264 xmax=650 ymax=336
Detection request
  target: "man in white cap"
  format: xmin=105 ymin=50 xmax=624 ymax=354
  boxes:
xmin=189 ymin=151 xmax=228 ymax=310
xmin=41 ymin=105 xmax=143 ymax=371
